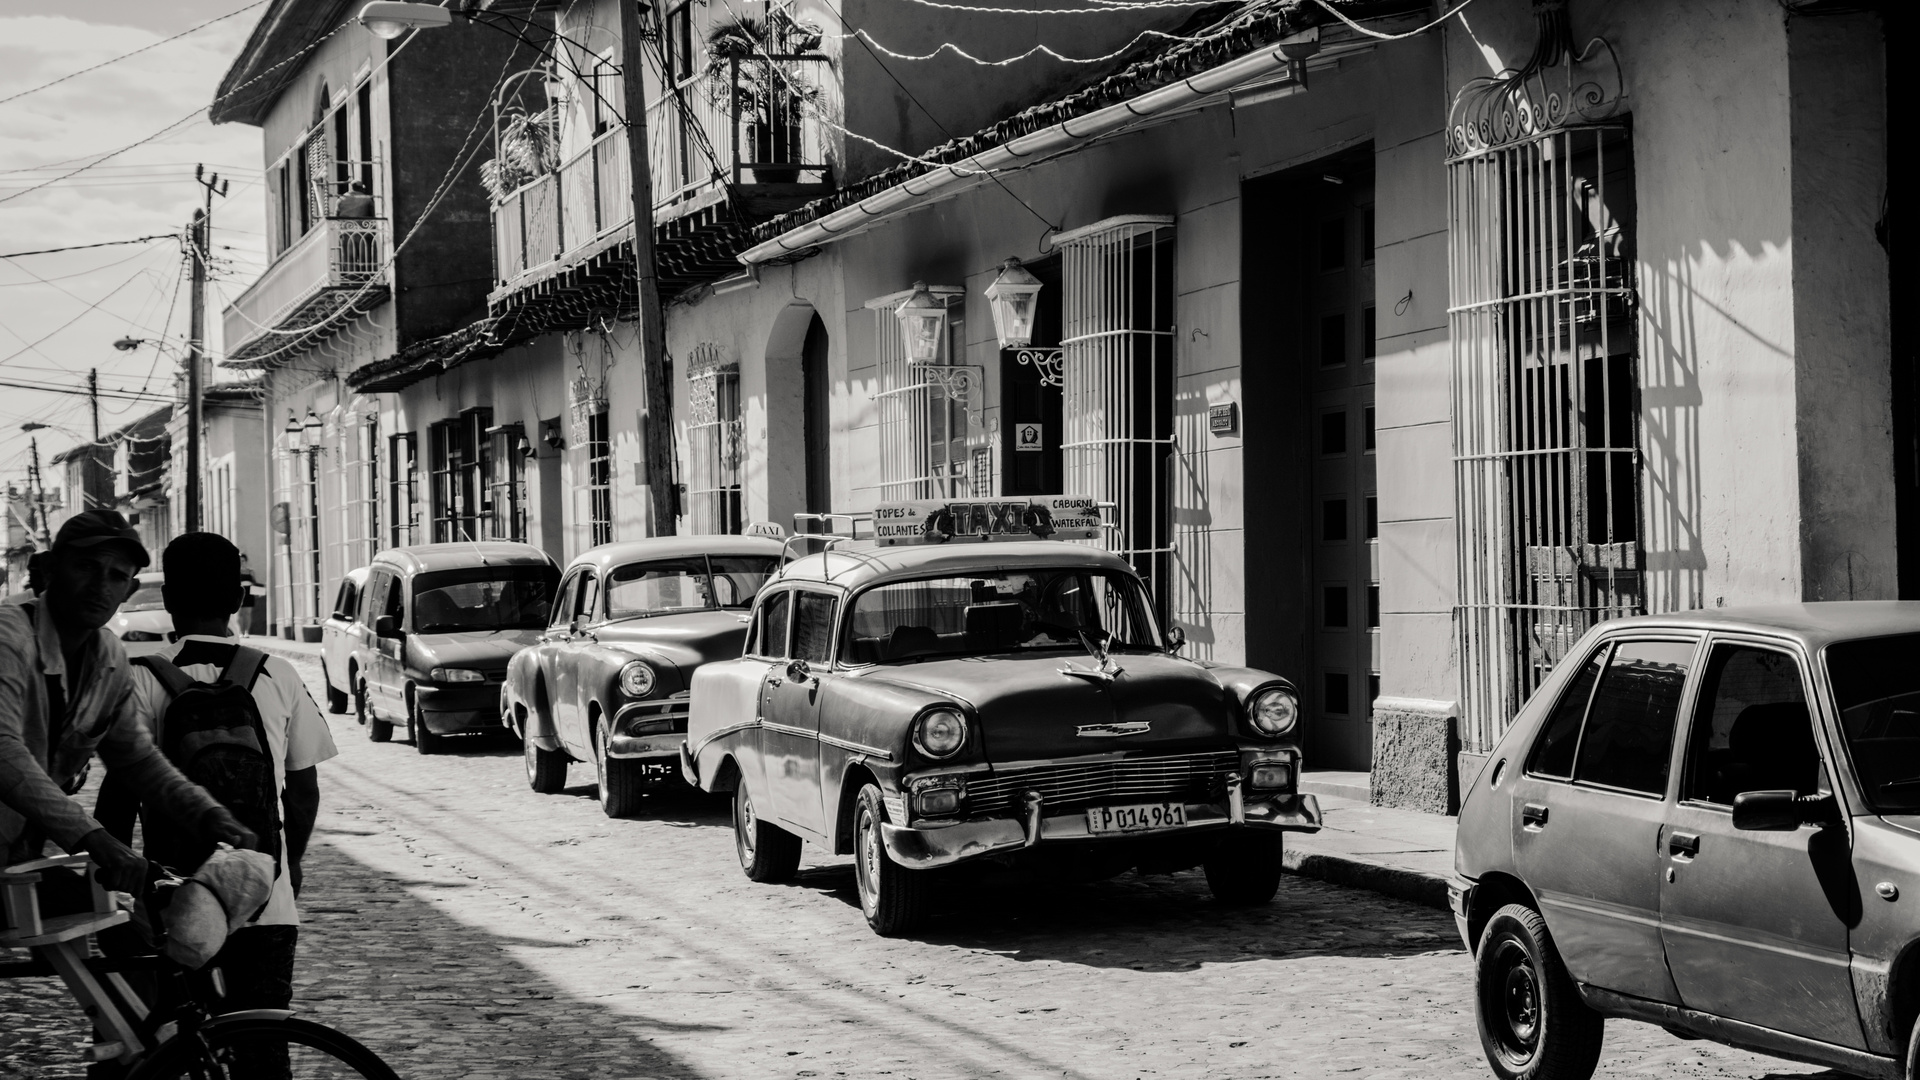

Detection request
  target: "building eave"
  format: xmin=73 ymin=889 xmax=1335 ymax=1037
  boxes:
xmin=209 ymin=0 xmax=358 ymax=127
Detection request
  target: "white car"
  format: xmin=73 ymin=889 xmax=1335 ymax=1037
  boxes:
xmin=110 ymin=572 xmax=172 ymax=657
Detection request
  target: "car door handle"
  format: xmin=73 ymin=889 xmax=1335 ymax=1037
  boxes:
xmin=1668 ymin=832 xmax=1700 ymax=859
xmin=1521 ymin=803 xmax=1549 ymax=830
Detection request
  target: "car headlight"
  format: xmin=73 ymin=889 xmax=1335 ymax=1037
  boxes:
xmin=909 ymin=776 xmax=966 ymax=818
xmin=430 ymin=667 xmax=486 ymax=683
xmin=1247 ymin=687 xmax=1299 ymax=737
xmin=618 ymin=660 xmax=656 ymax=698
xmin=911 ymin=707 xmax=968 ymax=759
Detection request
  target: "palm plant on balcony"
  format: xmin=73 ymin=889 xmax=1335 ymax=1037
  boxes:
xmin=704 ymin=13 xmax=821 ymax=183
xmin=480 ymin=104 xmax=563 ymax=202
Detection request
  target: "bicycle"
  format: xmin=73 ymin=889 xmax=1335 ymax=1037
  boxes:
xmin=1 ymin=853 xmax=400 ymax=1079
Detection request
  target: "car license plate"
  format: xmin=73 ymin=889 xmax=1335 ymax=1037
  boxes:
xmin=1086 ymin=802 xmax=1187 ymax=834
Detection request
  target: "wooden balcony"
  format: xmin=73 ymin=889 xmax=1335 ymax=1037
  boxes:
xmin=223 ymin=217 xmax=389 ymax=365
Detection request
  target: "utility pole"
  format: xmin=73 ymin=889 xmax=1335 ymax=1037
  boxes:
xmin=88 ymin=369 xmax=100 ymax=441
xmin=187 ymin=165 xmax=228 ymax=534
xmin=619 ymin=0 xmax=677 ymax=537
xmin=27 ymin=437 xmax=49 ymax=546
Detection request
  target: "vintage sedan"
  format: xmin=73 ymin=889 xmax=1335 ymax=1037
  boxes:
xmin=320 ymin=565 xmax=371 ymax=713
xmin=355 ymin=542 xmax=559 ymax=754
xmin=683 ymin=497 xmax=1323 ymax=936
xmin=503 ymin=534 xmax=784 ymax=817
xmin=109 ymin=572 xmax=171 ymax=658
xmin=1451 ymin=602 xmax=1920 ymax=1080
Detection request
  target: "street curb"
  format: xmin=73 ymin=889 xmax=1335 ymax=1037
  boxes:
xmin=1281 ymin=848 xmax=1451 ymax=911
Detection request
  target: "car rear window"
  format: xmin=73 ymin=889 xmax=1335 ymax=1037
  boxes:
xmin=411 ymin=566 xmax=556 ymax=633
xmin=1826 ymin=632 xmax=1920 ymax=814
xmin=120 ymin=581 xmax=167 ymax=613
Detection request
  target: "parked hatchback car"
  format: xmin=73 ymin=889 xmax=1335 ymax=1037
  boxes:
xmin=320 ymin=566 xmax=371 ymax=713
xmin=504 ymin=534 xmax=784 ymax=816
xmin=684 ymin=497 xmax=1322 ymax=936
xmin=1452 ymin=602 xmax=1920 ymax=1080
xmin=355 ymin=542 xmax=559 ymax=754
xmin=109 ymin=572 xmax=171 ymax=657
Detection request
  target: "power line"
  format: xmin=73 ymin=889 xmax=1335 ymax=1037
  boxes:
xmin=0 ymin=1 xmax=271 ymax=110
xmin=0 ymin=261 xmax=166 ymax=368
xmin=0 ymin=234 xmax=176 ymax=260
xmin=0 ymin=244 xmax=167 ymax=288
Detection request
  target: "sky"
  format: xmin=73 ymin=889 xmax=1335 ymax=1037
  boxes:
xmin=0 ymin=0 xmax=275 ymax=502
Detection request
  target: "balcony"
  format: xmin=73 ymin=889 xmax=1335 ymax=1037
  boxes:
xmin=223 ymin=217 xmax=389 ymax=365
xmin=489 ymin=54 xmax=833 ymax=307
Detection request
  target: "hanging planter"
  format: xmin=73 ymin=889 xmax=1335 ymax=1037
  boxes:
xmin=480 ymin=104 xmax=562 ymax=202
xmin=705 ymin=14 xmax=820 ymax=184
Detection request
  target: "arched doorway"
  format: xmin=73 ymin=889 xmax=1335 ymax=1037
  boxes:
xmin=801 ymin=313 xmax=831 ymax=513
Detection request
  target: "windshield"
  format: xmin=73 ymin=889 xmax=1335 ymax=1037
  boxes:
xmin=119 ymin=581 xmax=166 ymax=613
xmin=1827 ymin=632 xmax=1920 ymax=814
xmin=843 ymin=568 xmax=1161 ymax=665
xmin=411 ymin=566 xmax=556 ymax=633
xmin=603 ymin=555 xmax=776 ymax=620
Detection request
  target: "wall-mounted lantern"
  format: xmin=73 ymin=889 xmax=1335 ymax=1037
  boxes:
xmin=894 ymin=282 xmax=948 ymax=363
xmin=984 ymin=258 xmax=1043 ymax=349
xmin=302 ymin=408 xmax=324 ymax=451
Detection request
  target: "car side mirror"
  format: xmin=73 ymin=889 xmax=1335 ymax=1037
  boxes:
xmin=1166 ymin=625 xmax=1187 ymax=652
xmin=374 ymin=615 xmax=402 ymax=640
xmin=568 ymin=618 xmax=582 ymax=636
xmin=1732 ymin=789 xmax=1836 ymax=831
xmin=786 ymin=658 xmax=811 ymax=684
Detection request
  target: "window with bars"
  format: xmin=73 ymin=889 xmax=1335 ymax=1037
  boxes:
xmin=686 ymin=346 xmax=744 ymax=535
xmin=1450 ymin=121 xmax=1641 ymax=752
xmin=388 ymin=432 xmax=418 ymax=547
xmin=428 ymin=409 xmax=493 ymax=542
xmin=331 ymin=410 xmax=380 ymax=575
xmin=869 ymin=287 xmax=981 ymax=501
xmin=1056 ymin=215 xmax=1177 ymax=608
xmin=486 ymin=425 xmax=528 ymax=541
xmin=586 ymin=408 xmax=613 ymax=546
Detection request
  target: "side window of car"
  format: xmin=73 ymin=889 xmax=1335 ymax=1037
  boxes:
xmin=1572 ymin=639 xmax=1694 ymax=795
xmin=791 ymin=591 xmax=838 ymax=664
xmin=334 ymin=579 xmax=358 ymax=620
xmin=357 ymin=573 xmax=385 ymax=625
xmin=576 ymin=572 xmax=601 ymax=626
xmin=382 ymin=571 xmax=406 ymax=627
xmin=550 ymin=570 xmax=579 ymax=630
xmin=756 ymin=590 xmax=792 ymax=658
xmin=1682 ymin=643 xmax=1827 ymax=804
xmin=1528 ymin=647 xmax=1606 ymax=779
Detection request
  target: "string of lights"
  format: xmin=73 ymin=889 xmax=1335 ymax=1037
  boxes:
xmin=1305 ymin=0 xmax=1477 ymax=40
xmin=826 ymin=26 xmax=1209 ymax=66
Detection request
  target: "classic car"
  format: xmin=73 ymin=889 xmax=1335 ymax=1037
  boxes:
xmin=683 ymin=496 xmax=1323 ymax=936
xmin=320 ymin=565 xmax=371 ymax=713
xmin=109 ymin=572 xmax=171 ymax=657
xmin=353 ymin=542 xmax=559 ymax=754
xmin=502 ymin=534 xmax=784 ymax=817
xmin=1451 ymin=602 xmax=1920 ymax=1080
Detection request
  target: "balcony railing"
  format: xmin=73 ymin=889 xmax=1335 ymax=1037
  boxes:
xmin=224 ymin=217 xmax=388 ymax=363
xmin=490 ymin=54 xmax=831 ymax=290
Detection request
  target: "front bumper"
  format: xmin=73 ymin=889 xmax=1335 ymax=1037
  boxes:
xmin=1448 ymin=875 xmax=1475 ymax=951
xmin=881 ymin=792 xmax=1322 ymax=870
xmin=606 ymin=695 xmax=690 ymax=759
xmin=414 ymin=684 xmax=501 ymax=734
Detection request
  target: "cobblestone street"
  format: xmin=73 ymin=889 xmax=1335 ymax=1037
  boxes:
xmin=4 ymin=649 xmax=1847 ymax=1079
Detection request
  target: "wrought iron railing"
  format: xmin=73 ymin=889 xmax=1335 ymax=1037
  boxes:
xmin=223 ymin=217 xmax=387 ymax=359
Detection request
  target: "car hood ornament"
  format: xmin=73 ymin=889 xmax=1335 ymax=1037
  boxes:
xmin=1076 ymin=721 xmax=1151 ymax=737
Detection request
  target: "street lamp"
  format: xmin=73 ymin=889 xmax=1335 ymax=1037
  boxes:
xmin=357 ymin=1 xmax=451 ymax=38
xmin=894 ymin=282 xmax=948 ymax=363
xmin=285 ymin=409 xmax=324 ymax=639
xmin=984 ymin=259 xmax=1063 ymax=386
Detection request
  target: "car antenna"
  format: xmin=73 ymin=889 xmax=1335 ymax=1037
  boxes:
xmin=457 ymin=525 xmax=489 ymax=566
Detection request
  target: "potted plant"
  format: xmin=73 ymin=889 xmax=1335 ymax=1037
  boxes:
xmin=704 ymin=14 xmax=820 ymax=183
xmin=480 ymin=104 xmax=562 ymax=202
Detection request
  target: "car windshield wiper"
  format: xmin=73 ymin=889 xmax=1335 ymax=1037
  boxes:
xmin=1879 ymin=775 xmax=1920 ymax=792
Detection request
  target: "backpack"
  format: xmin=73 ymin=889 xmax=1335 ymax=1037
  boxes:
xmin=133 ymin=647 xmax=282 ymax=885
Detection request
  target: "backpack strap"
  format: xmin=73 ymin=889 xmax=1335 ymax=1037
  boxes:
xmin=134 ymin=654 xmax=199 ymax=700
xmin=221 ymin=646 xmax=269 ymax=691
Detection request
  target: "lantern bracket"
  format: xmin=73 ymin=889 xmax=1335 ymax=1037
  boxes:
xmin=1014 ymin=348 xmax=1064 ymax=388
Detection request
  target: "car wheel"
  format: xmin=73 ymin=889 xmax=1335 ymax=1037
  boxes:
xmin=1203 ymin=830 xmax=1284 ymax=906
xmin=411 ymin=697 xmax=441 ymax=755
xmin=322 ymin=661 xmax=348 ymax=714
xmin=1906 ymin=1016 xmax=1917 ymax=1080
xmin=596 ymin=718 xmax=645 ymax=818
xmin=733 ymin=781 xmax=800 ymax=883
xmin=524 ymin=723 xmax=568 ymax=794
xmin=853 ymin=784 xmax=930 ymax=937
xmin=1474 ymin=903 xmax=1603 ymax=1080
xmin=361 ymin=680 xmax=392 ymax=743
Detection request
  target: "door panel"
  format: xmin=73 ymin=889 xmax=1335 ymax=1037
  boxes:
xmin=1660 ymin=640 xmax=1864 ymax=1048
xmin=762 ymin=590 xmax=835 ymax=832
xmin=554 ymin=571 xmax=599 ymax=756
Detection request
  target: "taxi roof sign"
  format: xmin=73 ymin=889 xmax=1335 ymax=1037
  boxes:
xmin=873 ymin=496 xmax=1102 ymax=546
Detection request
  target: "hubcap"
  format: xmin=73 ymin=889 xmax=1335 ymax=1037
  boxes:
xmin=855 ymin=808 xmax=880 ymax=915
xmin=596 ymin=724 xmax=609 ymax=803
xmin=737 ymin=789 xmax=757 ymax=861
xmin=1486 ymin=938 xmax=1541 ymax=1062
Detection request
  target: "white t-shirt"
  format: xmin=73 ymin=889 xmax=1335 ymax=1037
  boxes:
xmin=127 ymin=635 xmax=339 ymax=927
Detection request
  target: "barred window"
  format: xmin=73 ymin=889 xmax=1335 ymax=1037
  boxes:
xmin=388 ymin=431 xmax=418 ymax=547
xmin=428 ymin=409 xmax=492 ymax=543
xmin=486 ymin=424 xmax=527 ymax=541
xmin=1056 ymin=215 xmax=1176 ymax=607
xmin=867 ymin=285 xmax=981 ymax=500
xmin=686 ymin=344 xmax=743 ymax=534
xmin=1449 ymin=48 xmax=1638 ymax=750
xmin=586 ymin=408 xmax=613 ymax=546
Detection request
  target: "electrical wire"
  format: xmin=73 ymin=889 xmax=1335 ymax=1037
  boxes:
xmin=0 ymin=1 xmax=271 ymax=110
xmin=1305 ymin=0 xmax=1477 ymax=40
xmin=0 ymin=234 xmax=177 ymax=260
xmin=0 ymin=260 xmax=167 ymax=368
xmin=828 ymin=26 xmax=1210 ymax=66
xmin=0 ymin=243 xmax=170 ymax=288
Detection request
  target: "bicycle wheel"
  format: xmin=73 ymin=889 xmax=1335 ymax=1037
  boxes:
xmin=128 ymin=1016 xmax=400 ymax=1080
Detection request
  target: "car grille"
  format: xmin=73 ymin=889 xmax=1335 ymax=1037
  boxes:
xmin=966 ymin=751 xmax=1239 ymax=814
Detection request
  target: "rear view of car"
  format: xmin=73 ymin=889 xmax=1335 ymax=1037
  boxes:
xmin=109 ymin=572 xmax=171 ymax=657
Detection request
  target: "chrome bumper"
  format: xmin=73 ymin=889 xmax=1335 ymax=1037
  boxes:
xmin=880 ymin=793 xmax=1322 ymax=870
xmin=606 ymin=735 xmax=681 ymax=760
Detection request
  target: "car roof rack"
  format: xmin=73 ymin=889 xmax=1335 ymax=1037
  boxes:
xmin=781 ymin=512 xmax=876 ymax=570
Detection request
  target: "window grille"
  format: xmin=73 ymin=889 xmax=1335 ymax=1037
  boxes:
xmin=388 ymin=432 xmax=419 ymax=547
xmin=685 ymin=343 xmax=744 ymax=534
xmin=486 ymin=425 xmax=528 ymax=541
xmin=586 ymin=408 xmax=613 ymax=546
xmin=866 ymin=286 xmax=980 ymax=500
xmin=330 ymin=405 xmax=381 ymax=576
xmin=428 ymin=417 xmax=473 ymax=542
xmin=1056 ymin=215 xmax=1177 ymax=605
xmin=1448 ymin=15 xmax=1636 ymax=751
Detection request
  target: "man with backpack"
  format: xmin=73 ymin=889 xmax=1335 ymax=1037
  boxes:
xmin=99 ymin=531 xmax=338 ymax=1017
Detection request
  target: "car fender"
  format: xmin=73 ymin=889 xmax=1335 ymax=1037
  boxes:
xmin=1204 ymin=665 xmax=1300 ymax=739
xmin=688 ymin=659 xmax=769 ymax=791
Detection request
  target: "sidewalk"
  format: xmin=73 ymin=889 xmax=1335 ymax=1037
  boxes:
xmin=1289 ymin=771 xmax=1456 ymax=911
xmin=242 ymin=633 xmax=321 ymax=657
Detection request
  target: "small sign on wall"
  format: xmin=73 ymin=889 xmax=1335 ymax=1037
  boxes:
xmin=1209 ymin=402 xmax=1239 ymax=437
xmin=1014 ymin=422 xmax=1045 ymax=451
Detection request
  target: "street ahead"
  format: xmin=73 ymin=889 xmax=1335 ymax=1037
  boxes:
xmin=4 ymin=648 xmax=1838 ymax=1080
